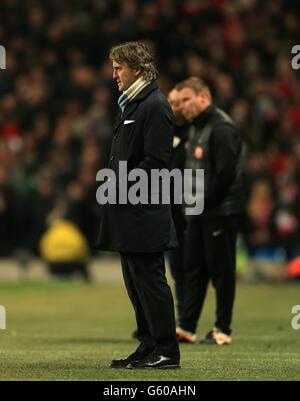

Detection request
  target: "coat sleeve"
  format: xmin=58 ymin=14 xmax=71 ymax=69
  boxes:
xmin=207 ymin=122 xmax=241 ymax=205
xmin=137 ymin=99 xmax=174 ymax=171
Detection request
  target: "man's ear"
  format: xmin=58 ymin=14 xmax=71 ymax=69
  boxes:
xmin=199 ymin=90 xmax=208 ymax=103
xmin=134 ymin=68 xmax=142 ymax=78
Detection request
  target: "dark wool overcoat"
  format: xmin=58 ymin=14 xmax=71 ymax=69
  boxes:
xmin=95 ymin=81 xmax=178 ymax=252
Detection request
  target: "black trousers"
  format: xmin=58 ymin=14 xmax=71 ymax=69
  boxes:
xmin=180 ymin=216 xmax=239 ymax=335
xmin=120 ymin=252 xmax=179 ymax=357
xmin=168 ymin=204 xmax=186 ymax=322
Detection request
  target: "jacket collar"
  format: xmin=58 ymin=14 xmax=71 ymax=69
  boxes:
xmin=130 ymin=80 xmax=158 ymax=103
xmin=114 ymin=80 xmax=159 ymax=131
xmin=193 ymin=104 xmax=215 ymax=129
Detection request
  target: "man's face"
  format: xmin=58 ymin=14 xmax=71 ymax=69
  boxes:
xmin=168 ymin=89 xmax=185 ymax=126
xmin=112 ymin=60 xmax=139 ymax=92
xmin=178 ymin=87 xmax=205 ymax=121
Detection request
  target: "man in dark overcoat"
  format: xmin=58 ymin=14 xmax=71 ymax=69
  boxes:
xmin=96 ymin=42 xmax=180 ymax=369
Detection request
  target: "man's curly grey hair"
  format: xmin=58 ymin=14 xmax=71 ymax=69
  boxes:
xmin=109 ymin=42 xmax=158 ymax=81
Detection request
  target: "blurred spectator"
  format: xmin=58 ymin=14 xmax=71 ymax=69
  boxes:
xmin=39 ymin=199 xmax=90 ymax=280
xmin=244 ymin=178 xmax=276 ymax=250
xmin=0 ymin=164 xmax=22 ymax=254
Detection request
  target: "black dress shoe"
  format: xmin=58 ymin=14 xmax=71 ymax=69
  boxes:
xmin=109 ymin=343 xmax=153 ymax=368
xmin=127 ymin=351 xmax=180 ymax=370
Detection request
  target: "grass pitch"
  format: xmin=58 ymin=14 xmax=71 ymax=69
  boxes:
xmin=0 ymin=280 xmax=300 ymax=381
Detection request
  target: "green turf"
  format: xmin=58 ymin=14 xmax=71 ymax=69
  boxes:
xmin=0 ymin=280 xmax=300 ymax=380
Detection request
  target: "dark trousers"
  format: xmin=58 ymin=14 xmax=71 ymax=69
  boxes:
xmin=120 ymin=252 xmax=179 ymax=357
xmin=180 ymin=216 xmax=239 ymax=335
xmin=168 ymin=204 xmax=186 ymax=322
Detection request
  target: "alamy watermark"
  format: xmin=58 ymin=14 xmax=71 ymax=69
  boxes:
xmin=0 ymin=305 xmax=6 ymax=329
xmin=96 ymin=161 xmax=204 ymax=216
xmin=291 ymin=45 xmax=300 ymax=70
xmin=291 ymin=305 xmax=300 ymax=330
xmin=0 ymin=45 xmax=6 ymax=70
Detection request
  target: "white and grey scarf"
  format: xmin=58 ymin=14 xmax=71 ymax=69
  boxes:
xmin=118 ymin=77 xmax=151 ymax=112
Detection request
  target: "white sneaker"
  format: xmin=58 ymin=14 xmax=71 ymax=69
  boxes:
xmin=176 ymin=327 xmax=197 ymax=344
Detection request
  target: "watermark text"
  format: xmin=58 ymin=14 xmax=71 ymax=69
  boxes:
xmin=0 ymin=305 xmax=6 ymax=329
xmin=96 ymin=162 xmax=204 ymax=216
xmin=291 ymin=45 xmax=300 ymax=70
xmin=291 ymin=305 xmax=300 ymax=330
xmin=0 ymin=45 xmax=6 ymax=70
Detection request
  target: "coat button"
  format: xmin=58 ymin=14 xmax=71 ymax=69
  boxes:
xmin=110 ymin=155 xmax=115 ymax=161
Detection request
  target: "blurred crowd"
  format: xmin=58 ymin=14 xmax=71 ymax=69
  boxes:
xmin=0 ymin=0 xmax=300 ymax=270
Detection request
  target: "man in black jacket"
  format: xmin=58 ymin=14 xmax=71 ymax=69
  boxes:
xmin=175 ymin=77 xmax=244 ymax=345
xmin=95 ymin=42 xmax=180 ymax=369
xmin=167 ymin=88 xmax=188 ymax=325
